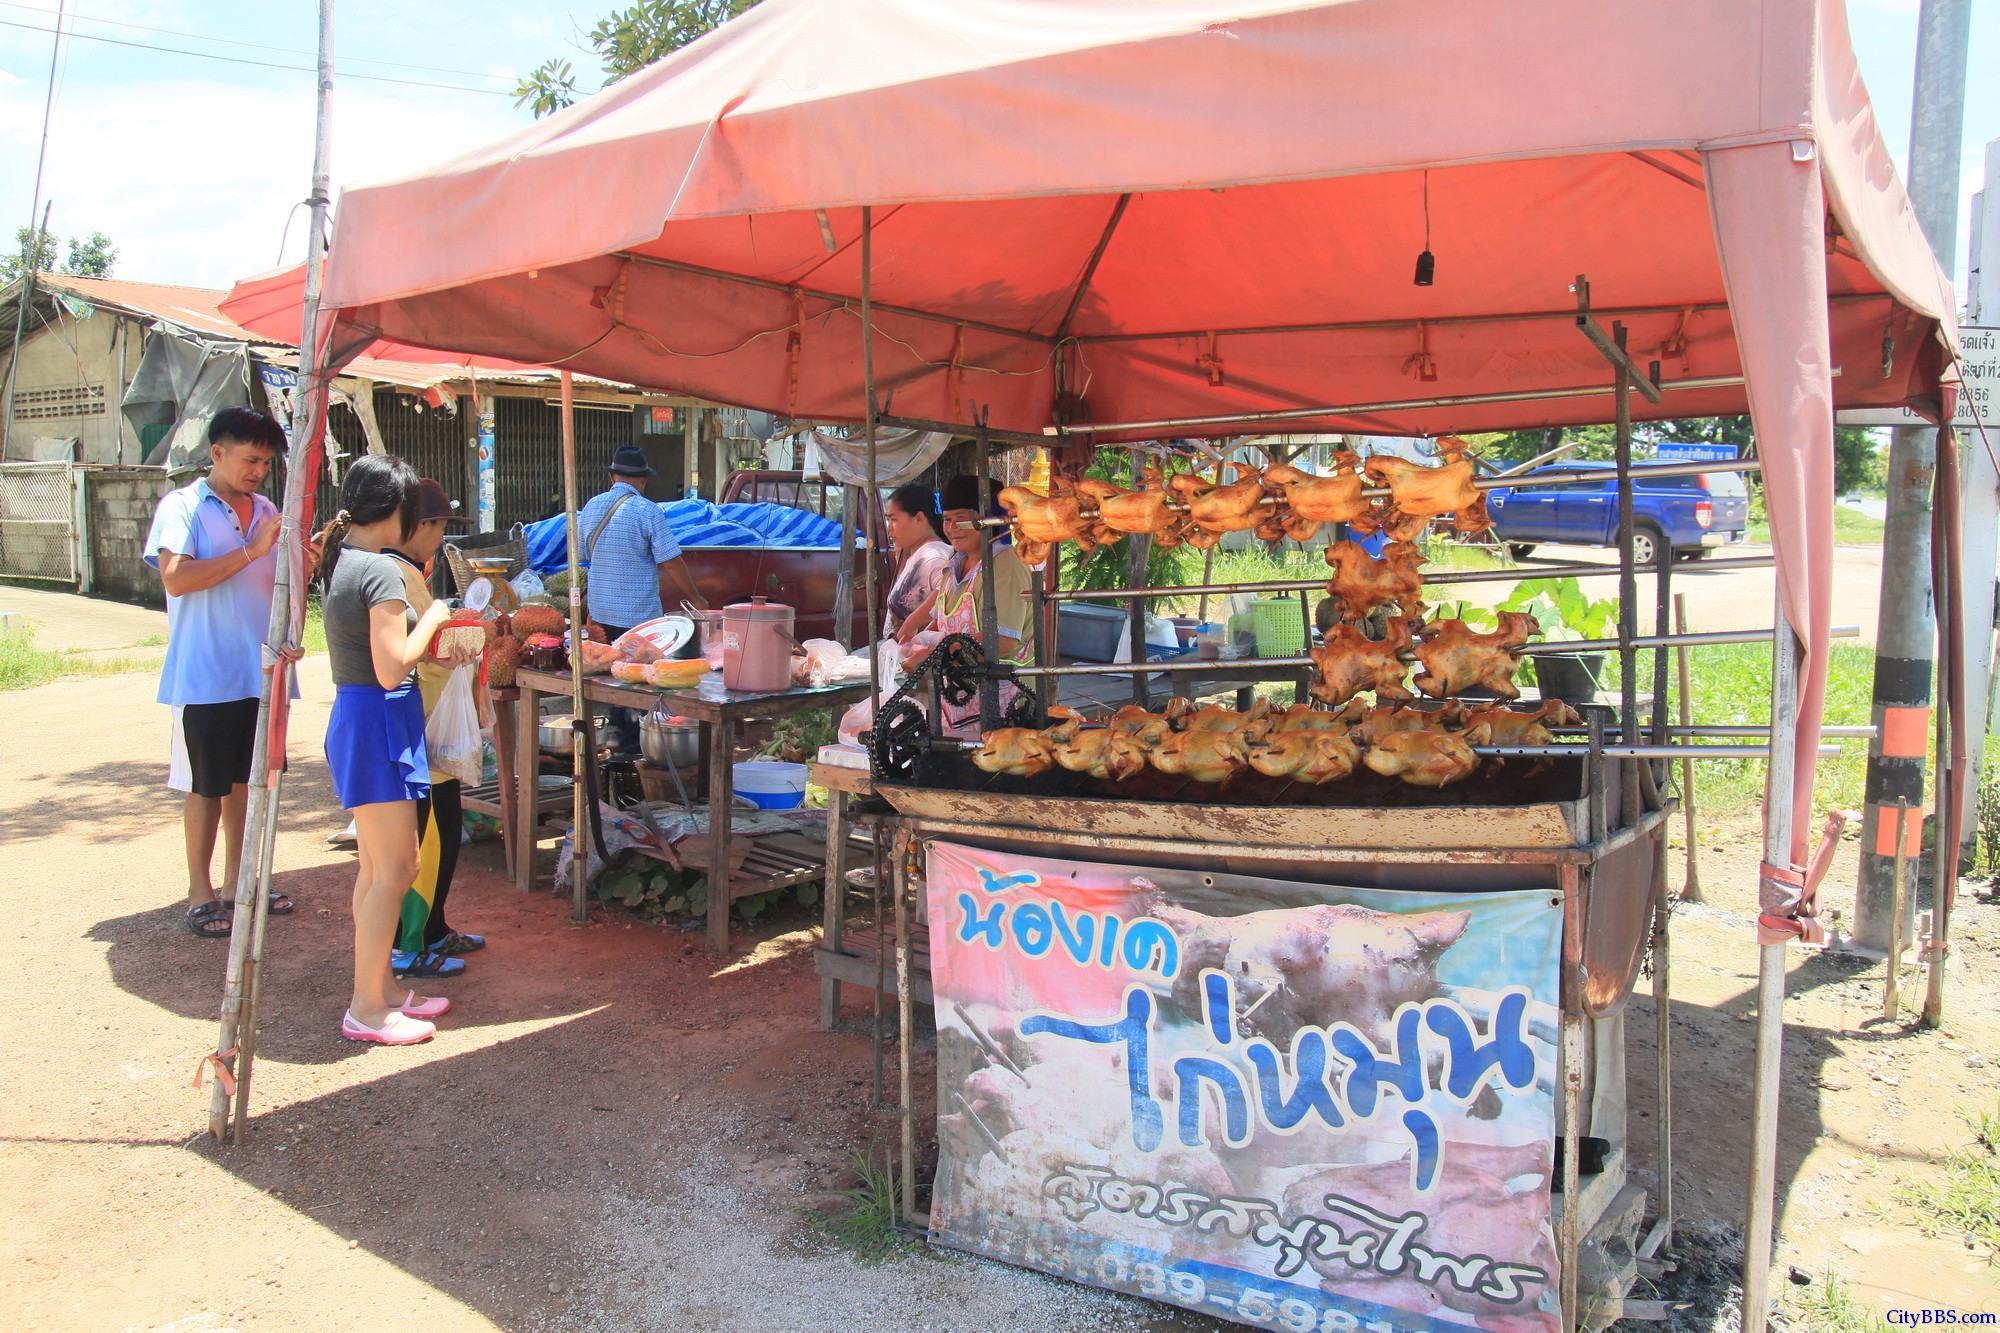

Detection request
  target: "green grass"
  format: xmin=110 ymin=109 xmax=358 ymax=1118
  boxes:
xmin=1602 ymin=640 xmax=1879 ymax=817
xmin=1899 ymin=1102 xmax=2000 ymax=1260
xmin=1777 ymin=1273 xmax=1881 ymax=1332
xmin=301 ymin=596 xmax=326 ymax=653
xmin=1749 ymin=505 xmax=1885 ymax=546
xmin=0 ymin=620 xmax=164 ymax=691
xmin=806 ymin=1150 xmax=909 ymax=1265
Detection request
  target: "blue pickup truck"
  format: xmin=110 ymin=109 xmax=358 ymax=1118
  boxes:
xmin=1484 ymin=462 xmax=1751 ymax=564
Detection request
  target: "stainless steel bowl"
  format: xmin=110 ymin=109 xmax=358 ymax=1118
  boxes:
xmin=640 ymin=714 xmax=701 ymax=768
xmin=539 ymin=710 xmax=614 ymax=754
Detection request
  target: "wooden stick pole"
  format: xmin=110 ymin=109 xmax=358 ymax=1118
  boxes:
xmin=561 ymin=370 xmax=587 ymax=923
xmin=1675 ymin=593 xmax=1702 ymax=902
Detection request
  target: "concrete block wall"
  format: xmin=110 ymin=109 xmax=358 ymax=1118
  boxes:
xmin=86 ymin=469 xmax=172 ymax=606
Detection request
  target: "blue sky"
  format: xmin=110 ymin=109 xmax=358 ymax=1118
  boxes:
xmin=0 ymin=1 xmax=1995 ymax=295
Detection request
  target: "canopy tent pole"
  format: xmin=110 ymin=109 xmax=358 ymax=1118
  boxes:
xmin=208 ymin=0 xmax=335 ymax=1143
xmin=561 ymin=370 xmax=588 ymax=924
xmin=1738 ymin=590 xmax=1800 ymax=1333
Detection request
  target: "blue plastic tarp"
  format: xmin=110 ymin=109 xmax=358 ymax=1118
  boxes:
xmin=520 ymin=496 xmax=845 ymax=574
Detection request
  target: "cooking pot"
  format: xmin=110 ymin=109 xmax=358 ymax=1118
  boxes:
xmin=640 ymin=713 xmax=701 ymax=768
xmin=721 ymin=596 xmax=795 ymax=693
xmin=539 ymin=709 xmax=614 ymax=754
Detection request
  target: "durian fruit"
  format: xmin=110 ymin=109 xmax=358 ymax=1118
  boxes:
xmin=511 ymin=605 xmax=568 ymax=637
xmin=543 ymin=567 xmax=585 ymax=597
xmin=486 ymin=634 xmax=523 ymax=687
xmin=584 ymin=623 xmax=608 ymax=644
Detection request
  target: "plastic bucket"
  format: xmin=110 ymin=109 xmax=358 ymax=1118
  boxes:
xmin=732 ymin=760 xmax=808 ymax=810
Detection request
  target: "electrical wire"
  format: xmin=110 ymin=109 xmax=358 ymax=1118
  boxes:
xmin=0 ymin=0 xmax=516 ymax=82
xmin=0 ymin=18 xmax=514 ymax=96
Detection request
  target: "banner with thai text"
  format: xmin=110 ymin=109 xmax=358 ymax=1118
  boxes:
xmin=926 ymin=841 xmax=1563 ymax=1332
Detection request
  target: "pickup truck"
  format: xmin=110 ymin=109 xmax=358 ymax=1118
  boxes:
xmin=688 ymin=470 xmax=892 ymax=644
xmin=1483 ymin=462 xmax=1751 ymax=564
xmin=509 ymin=470 xmax=891 ymax=645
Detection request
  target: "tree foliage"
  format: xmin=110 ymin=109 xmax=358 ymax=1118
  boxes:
xmin=2 ymin=226 xmax=117 ymax=285
xmin=1470 ymin=416 xmax=1887 ymax=497
xmin=514 ymin=0 xmax=762 ymax=117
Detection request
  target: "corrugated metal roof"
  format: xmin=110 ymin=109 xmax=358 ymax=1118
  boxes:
xmin=31 ymin=273 xmax=281 ymax=345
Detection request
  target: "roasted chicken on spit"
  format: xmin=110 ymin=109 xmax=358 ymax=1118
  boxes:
xmin=1105 ymin=701 xmax=1181 ymax=742
xmin=1364 ymin=437 xmax=1483 ymax=519
xmin=1262 ymin=453 xmax=1370 ymax=541
xmin=1324 ymin=539 xmax=1427 ymax=622
xmin=1349 ymin=701 xmax=1465 ymax=746
xmin=1147 ymin=727 xmax=1250 ymax=784
xmin=1179 ymin=463 xmax=1272 ymax=535
xmin=1247 ymin=728 xmax=1362 ymax=784
xmin=1080 ymin=466 xmax=1183 ymax=542
xmin=970 ymin=727 xmax=1057 ymax=778
xmin=1462 ymin=699 xmax=1582 ymax=746
xmin=1363 ymin=721 xmax=1492 ymax=787
xmin=997 ymin=482 xmax=1094 ymax=567
xmin=1249 ymin=699 xmax=1364 ymax=739
xmin=1044 ymin=710 xmax=1149 ymax=781
xmin=1309 ymin=619 xmax=1417 ymax=706
xmin=1411 ymin=611 xmax=1539 ymax=700
xmin=1177 ymin=698 xmax=1273 ymax=734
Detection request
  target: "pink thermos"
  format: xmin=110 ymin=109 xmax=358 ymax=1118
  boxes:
xmin=721 ymin=597 xmax=796 ymax=692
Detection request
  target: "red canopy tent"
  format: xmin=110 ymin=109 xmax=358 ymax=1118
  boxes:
xmin=300 ymin=0 xmax=1960 ymax=1325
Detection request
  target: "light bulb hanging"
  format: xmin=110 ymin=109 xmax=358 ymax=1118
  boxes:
xmin=1414 ymin=170 xmax=1435 ymax=287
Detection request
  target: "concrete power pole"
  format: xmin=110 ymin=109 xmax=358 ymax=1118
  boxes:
xmin=1853 ymin=0 xmax=1971 ymax=953
xmin=1959 ymin=141 xmax=2000 ymax=815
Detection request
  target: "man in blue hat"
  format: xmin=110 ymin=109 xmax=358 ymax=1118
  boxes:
xmin=578 ymin=445 xmax=707 ymax=641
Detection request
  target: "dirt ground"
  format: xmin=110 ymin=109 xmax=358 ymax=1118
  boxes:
xmin=2 ymin=586 xmax=1995 ymax=1330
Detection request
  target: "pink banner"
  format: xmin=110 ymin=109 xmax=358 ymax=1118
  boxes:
xmin=926 ymin=841 xmax=1563 ymax=1332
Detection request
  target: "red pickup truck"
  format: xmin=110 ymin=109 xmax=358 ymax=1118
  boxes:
xmin=680 ymin=470 xmax=892 ymax=645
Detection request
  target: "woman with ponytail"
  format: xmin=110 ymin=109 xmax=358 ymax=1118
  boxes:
xmin=317 ymin=455 xmax=475 ymax=1044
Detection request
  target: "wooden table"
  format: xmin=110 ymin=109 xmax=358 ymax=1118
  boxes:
xmin=809 ymin=760 xmax=883 ymax=1026
xmin=514 ymin=667 xmax=866 ymax=952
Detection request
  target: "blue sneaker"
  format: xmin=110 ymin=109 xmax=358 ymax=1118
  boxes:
xmin=391 ymin=949 xmax=466 ymax=979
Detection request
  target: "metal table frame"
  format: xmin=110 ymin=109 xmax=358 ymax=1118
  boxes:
xmin=513 ymin=667 xmax=866 ymax=952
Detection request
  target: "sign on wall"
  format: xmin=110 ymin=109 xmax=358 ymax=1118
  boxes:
xmin=926 ymin=842 xmax=1564 ymax=1333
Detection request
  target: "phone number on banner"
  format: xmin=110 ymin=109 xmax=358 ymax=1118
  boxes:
xmin=989 ymin=1237 xmax=1491 ymax=1333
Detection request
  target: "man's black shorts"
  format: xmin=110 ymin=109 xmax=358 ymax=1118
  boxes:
xmin=181 ymin=698 xmax=260 ymax=798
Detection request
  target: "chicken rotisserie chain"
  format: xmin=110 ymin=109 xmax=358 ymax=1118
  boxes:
xmin=970 ymin=692 xmax=1571 ymax=789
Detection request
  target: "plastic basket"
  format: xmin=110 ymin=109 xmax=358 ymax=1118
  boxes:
xmin=1251 ymin=597 xmax=1308 ymax=657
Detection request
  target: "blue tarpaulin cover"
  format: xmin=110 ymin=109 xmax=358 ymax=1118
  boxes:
xmin=522 ymin=498 xmax=848 ymax=574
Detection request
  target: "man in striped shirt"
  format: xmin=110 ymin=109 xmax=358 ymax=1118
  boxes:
xmin=580 ymin=446 xmax=707 ymax=639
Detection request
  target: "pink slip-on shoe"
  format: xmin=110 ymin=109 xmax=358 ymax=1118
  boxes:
xmin=398 ymin=991 xmax=450 ymax=1019
xmin=341 ymin=1009 xmax=436 ymax=1045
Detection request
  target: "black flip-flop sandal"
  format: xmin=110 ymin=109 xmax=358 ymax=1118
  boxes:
xmin=210 ymin=892 xmax=295 ymax=917
xmin=184 ymin=901 xmax=233 ymax=938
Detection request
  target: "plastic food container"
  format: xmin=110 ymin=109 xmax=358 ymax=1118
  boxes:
xmin=732 ymin=760 xmax=807 ymax=810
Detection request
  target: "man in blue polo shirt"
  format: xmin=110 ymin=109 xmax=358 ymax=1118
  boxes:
xmin=147 ymin=407 xmax=299 ymax=938
xmin=578 ymin=445 xmax=706 ymax=639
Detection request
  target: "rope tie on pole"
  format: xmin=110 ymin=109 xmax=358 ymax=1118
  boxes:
xmin=1197 ymin=331 xmax=1224 ymax=386
xmin=194 ymin=1047 xmax=239 ymax=1099
xmin=947 ymin=322 xmax=966 ymax=416
xmin=1756 ymin=812 xmax=1846 ymax=945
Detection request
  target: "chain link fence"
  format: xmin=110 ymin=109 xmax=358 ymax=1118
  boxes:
xmin=0 ymin=463 xmax=81 ymax=582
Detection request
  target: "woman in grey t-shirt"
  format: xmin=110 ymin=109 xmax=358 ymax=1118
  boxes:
xmin=314 ymin=455 xmax=471 ymax=1046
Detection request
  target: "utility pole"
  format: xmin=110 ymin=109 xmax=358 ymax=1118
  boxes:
xmin=1853 ymin=0 xmax=1970 ymax=954
xmin=2 ymin=0 xmax=66 ymax=459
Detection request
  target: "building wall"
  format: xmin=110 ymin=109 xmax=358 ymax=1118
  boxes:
xmin=4 ymin=311 xmax=146 ymax=464
xmin=86 ymin=467 xmax=174 ymax=606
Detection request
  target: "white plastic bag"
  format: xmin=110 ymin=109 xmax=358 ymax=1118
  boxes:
xmin=836 ymin=640 xmax=910 ymax=746
xmin=425 ymin=665 xmax=484 ymax=784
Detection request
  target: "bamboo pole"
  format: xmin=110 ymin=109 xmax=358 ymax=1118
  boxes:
xmin=561 ymin=370 xmax=588 ymax=923
xmin=1884 ymin=796 xmax=1910 ymax=1021
xmin=209 ymin=0 xmax=335 ymax=1141
xmin=1675 ymin=594 xmax=1702 ymax=902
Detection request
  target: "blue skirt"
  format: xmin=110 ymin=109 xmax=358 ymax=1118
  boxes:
xmin=326 ymin=681 xmax=431 ymax=809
